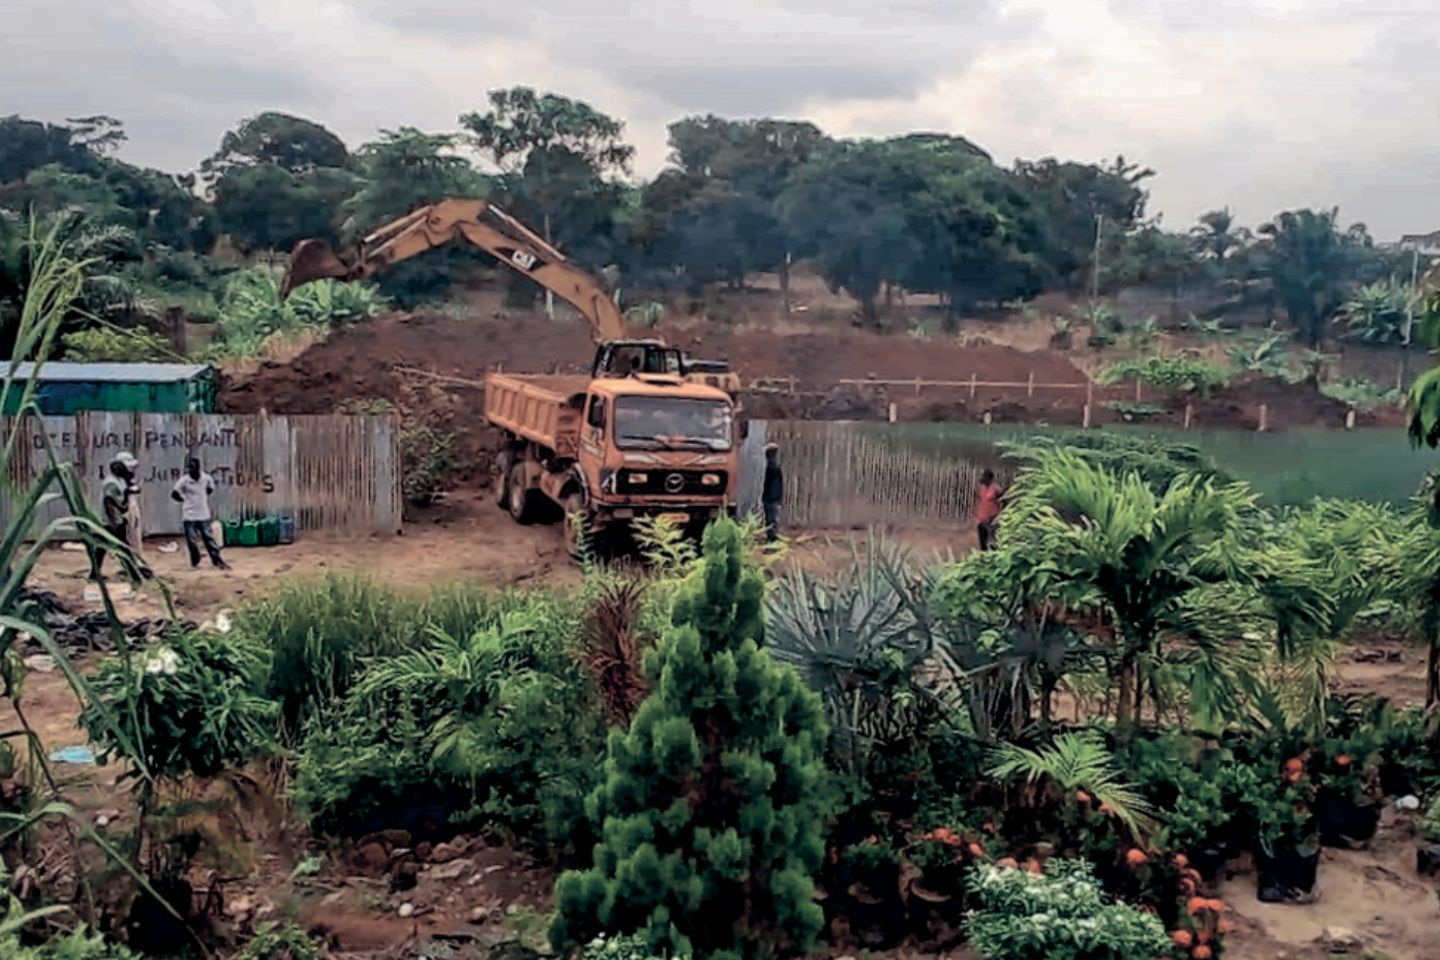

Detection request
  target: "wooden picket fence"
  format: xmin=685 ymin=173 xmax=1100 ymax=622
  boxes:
xmin=738 ymin=420 xmax=990 ymax=528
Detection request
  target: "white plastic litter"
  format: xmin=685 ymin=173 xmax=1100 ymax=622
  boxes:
xmin=215 ymin=611 xmax=233 ymax=634
xmin=159 ymin=542 xmax=180 ymax=554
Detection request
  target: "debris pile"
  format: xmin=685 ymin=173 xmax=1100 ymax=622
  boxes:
xmin=14 ymin=587 xmax=193 ymax=655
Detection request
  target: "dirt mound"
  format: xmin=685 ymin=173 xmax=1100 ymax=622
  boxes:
xmin=1192 ymin=374 xmax=1406 ymax=430
xmin=219 ymin=310 xmax=1400 ymax=459
xmin=221 ymin=310 xmax=1091 ymax=412
xmin=218 ymin=311 xmax=1103 ymax=476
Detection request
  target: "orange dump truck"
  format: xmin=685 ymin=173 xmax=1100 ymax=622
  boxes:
xmin=486 ymin=371 xmax=743 ymax=546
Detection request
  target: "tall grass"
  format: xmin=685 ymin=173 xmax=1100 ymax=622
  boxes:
xmin=232 ymin=574 xmax=421 ymax=743
xmin=1 ymin=218 xmax=196 ymax=943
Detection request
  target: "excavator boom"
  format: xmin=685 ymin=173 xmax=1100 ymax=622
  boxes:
xmin=280 ymin=198 xmax=739 ymax=391
xmin=280 ymin=198 xmax=626 ymax=342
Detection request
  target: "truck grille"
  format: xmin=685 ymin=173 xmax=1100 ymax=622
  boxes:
xmin=617 ymin=469 xmax=727 ymax=496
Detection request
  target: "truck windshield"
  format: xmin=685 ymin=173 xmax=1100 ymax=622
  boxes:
xmin=614 ymin=397 xmax=733 ymax=451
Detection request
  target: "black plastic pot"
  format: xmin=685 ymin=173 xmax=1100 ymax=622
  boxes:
xmin=126 ymin=876 xmax=195 ymax=955
xmin=1257 ymin=845 xmax=1321 ymax=903
xmin=1190 ymin=845 xmax=1228 ymax=883
xmin=1418 ymin=844 xmax=1440 ymax=877
xmin=1315 ymin=788 xmax=1381 ymax=847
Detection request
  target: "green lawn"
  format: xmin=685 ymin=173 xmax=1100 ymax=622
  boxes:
xmin=868 ymin=422 xmax=1438 ymax=506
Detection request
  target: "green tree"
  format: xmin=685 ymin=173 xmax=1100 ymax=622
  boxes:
xmin=779 ymin=136 xmax=1042 ymax=327
xmin=345 ymin=128 xmax=487 ymax=305
xmin=551 ymin=521 xmax=833 ymax=960
xmin=0 ymin=114 xmax=97 ymax=184
xmin=660 ymin=116 xmax=829 ymax=297
xmin=213 ymin=164 xmax=355 ymax=253
xmin=778 ymin=141 xmax=918 ymax=327
xmin=461 ymin=87 xmax=633 ymax=281
xmin=1254 ymin=207 xmax=1374 ymax=345
xmin=1190 ymin=207 xmax=1251 ymax=273
xmin=201 ymin=111 xmax=349 ymax=183
xmin=1013 ymin=155 xmax=1154 ymax=288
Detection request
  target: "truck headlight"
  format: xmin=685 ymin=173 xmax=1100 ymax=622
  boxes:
xmin=628 ymin=472 xmax=648 ymax=485
xmin=701 ymin=473 xmax=720 ymax=486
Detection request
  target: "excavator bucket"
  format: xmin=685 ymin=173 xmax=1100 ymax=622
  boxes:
xmin=280 ymin=239 xmax=351 ymax=298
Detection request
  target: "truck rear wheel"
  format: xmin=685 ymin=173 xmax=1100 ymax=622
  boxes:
xmin=493 ymin=450 xmax=514 ymax=508
xmin=506 ymin=463 xmax=539 ymax=525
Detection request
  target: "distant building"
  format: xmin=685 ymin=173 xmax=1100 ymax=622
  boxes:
xmin=1398 ymin=230 xmax=1440 ymax=257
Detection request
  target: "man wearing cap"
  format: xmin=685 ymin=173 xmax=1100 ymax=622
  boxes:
xmin=762 ymin=442 xmax=784 ymax=543
xmin=90 ymin=452 xmax=151 ymax=580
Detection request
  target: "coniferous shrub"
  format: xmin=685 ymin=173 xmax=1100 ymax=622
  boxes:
xmin=551 ymin=520 xmax=834 ymax=960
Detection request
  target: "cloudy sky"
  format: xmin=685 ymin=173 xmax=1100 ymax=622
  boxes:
xmin=9 ymin=0 xmax=1440 ymax=239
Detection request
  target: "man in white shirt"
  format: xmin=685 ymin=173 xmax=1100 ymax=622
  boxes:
xmin=171 ymin=457 xmax=228 ymax=570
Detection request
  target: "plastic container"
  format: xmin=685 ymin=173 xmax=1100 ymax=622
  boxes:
xmin=276 ymin=515 xmax=296 ymax=545
xmin=221 ymin=520 xmax=243 ymax=547
xmin=257 ymin=516 xmax=279 ymax=546
xmin=236 ymin=520 xmax=260 ymax=547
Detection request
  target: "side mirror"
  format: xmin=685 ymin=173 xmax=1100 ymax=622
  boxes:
xmin=739 ymin=419 xmax=750 ymax=440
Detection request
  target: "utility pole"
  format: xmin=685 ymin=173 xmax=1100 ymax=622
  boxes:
xmin=543 ymin=211 xmax=555 ymax=321
xmin=1401 ymin=245 xmax=1420 ymax=391
xmin=1090 ymin=214 xmax=1105 ymax=300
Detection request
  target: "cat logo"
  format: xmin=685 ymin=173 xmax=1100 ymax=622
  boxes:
xmin=509 ymin=249 xmax=538 ymax=271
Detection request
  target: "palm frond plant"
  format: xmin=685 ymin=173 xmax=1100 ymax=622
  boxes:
xmin=928 ymin=547 xmax=1093 ymax=737
xmin=1396 ymin=472 xmax=1440 ymax=708
xmin=986 ymin=731 xmax=1156 ymax=840
xmin=579 ymin=578 xmax=647 ymax=726
xmin=1260 ymin=500 xmax=1404 ymax=727
xmin=999 ymin=451 xmax=1323 ymax=732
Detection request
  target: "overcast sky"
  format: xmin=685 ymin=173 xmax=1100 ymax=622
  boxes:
xmin=9 ymin=0 xmax=1440 ymax=240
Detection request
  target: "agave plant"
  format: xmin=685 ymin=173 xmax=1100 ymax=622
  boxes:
xmin=765 ymin=535 xmax=940 ymax=778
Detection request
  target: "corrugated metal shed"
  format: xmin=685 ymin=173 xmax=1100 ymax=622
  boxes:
xmin=5 ymin=362 xmax=211 ymax=382
xmin=2 ymin=361 xmax=216 ymax=415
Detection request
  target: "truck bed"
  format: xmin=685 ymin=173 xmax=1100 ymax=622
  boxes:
xmin=484 ymin=373 xmax=588 ymax=455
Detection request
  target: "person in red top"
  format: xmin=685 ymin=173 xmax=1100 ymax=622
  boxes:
xmin=975 ymin=468 xmax=1004 ymax=551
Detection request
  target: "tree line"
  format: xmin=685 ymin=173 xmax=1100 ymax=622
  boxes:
xmin=0 ymin=89 xmax=1419 ymax=342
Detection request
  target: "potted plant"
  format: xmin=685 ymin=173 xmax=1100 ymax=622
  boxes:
xmin=1249 ymin=762 xmax=1320 ymax=903
xmin=1419 ymin=796 xmax=1440 ymax=877
xmin=1314 ymin=740 xmax=1382 ymax=847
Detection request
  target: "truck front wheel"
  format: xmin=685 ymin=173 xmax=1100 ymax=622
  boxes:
xmin=507 ymin=463 xmax=540 ymax=524
xmin=562 ymin=490 xmax=593 ymax=561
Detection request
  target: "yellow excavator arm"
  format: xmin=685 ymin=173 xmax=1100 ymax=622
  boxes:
xmin=281 ymin=198 xmax=626 ymax=342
